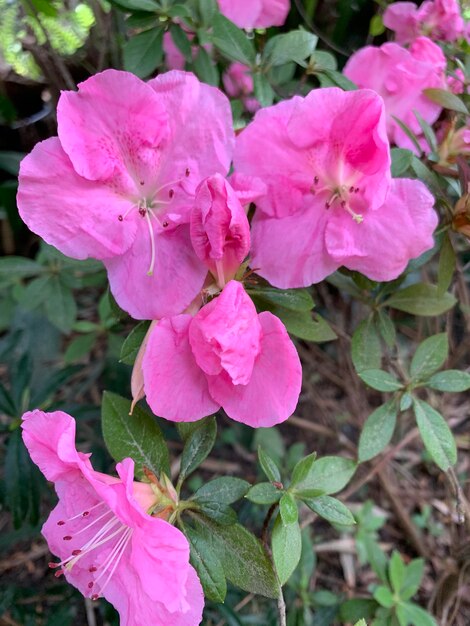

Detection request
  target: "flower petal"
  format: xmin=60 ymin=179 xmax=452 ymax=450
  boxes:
xmin=143 ymin=315 xmax=220 ymax=422
xmin=17 ymin=138 xmax=137 ymax=260
xmin=208 ymin=312 xmax=302 ymax=427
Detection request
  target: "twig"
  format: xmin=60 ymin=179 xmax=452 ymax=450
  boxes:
xmin=277 ymin=588 xmax=287 ymax=626
xmin=84 ymin=599 xmax=97 ymax=626
xmin=261 ymin=503 xmax=278 ymax=547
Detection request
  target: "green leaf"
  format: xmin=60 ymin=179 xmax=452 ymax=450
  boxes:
xmin=111 ymin=0 xmax=159 ymax=10
xmin=123 ymin=28 xmax=164 ymax=78
xmin=311 ymin=50 xmax=337 ymax=71
xmin=44 ymin=277 xmax=77 ymax=333
xmin=340 ymin=599 xmax=378 ymax=623
xmin=198 ymin=501 xmax=237 ymax=525
xmin=392 ymin=117 xmax=422 ymax=154
xmin=414 ymin=110 xmax=437 ymax=153
xmin=263 ymin=30 xmax=318 ymax=67
xmin=101 ymin=391 xmax=170 ymax=478
xmin=400 ymin=558 xmax=424 ymax=600
xmin=369 ymin=13 xmax=385 ymax=35
xmin=319 ymin=69 xmax=357 ymax=90
xmin=281 ymin=310 xmax=337 ymax=342
xmin=193 ymin=477 xmax=250 ymax=504
xmin=427 ymin=369 xmax=470 ymax=392
xmin=400 ymin=392 xmax=413 ymax=411
xmin=245 ymin=482 xmax=282 ymax=505
xmin=253 ymin=73 xmax=275 ymax=107
xmin=248 ymin=287 xmax=314 ymax=311
xmin=193 ymin=47 xmax=219 ymax=86
xmin=389 ymin=551 xmax=406 ymax=594
xmin=280 ymin=493 xmax=298 ymax=525
xmin=185 ymin=525 xmax=227 ymax=603
xmin=385 ymin=283 xmax=456 ymax=316
xmin=413 ymin=399 xmax=457 ymax=471
xmin=194 ymin=516 xmax=279 ymax=598
xmin=120 ymin=321 xmax=150 ymax=365
xmin=258 ymin=446 xmax=281 ymax=483
xmin=170 ymin=23 xmax=192 ymax=62
xmin=352 ymin=317 xmax=382 ymax=373
xmin=303 ymin=495 xmax=355 ymax=526
xmin=212 ymin=14 xmax=256 ymax=65
xmin=391 ymin=148 xmax=413 ymax=177
xmin=272 ymin=515 xmax=302 ymax=585
xmin=423 ymin=88 xmax=469 ymax=114
xmin=396 ymin=602 xmax=438 ymax=626
xmin=358 ymin=400 xmax=398 ymax=462
xmin=64 ymin=333 xmax=96 ymax=363
xmin=377 ymin=310 xmax=396 ymax=348
xmin=354 ymin=620 xmax=368 ymax=626
xmin=358 ymin=369 xmax=403 ymax=392
xmin=437 ymin=234 xmax=456 ymax=296
xmin=179 ymin=416 xmax=217 ymax=483
xmin=410 ymin=333 xmax=448 ymax=382
xmin=291 ymin=452 xmax=317 ymax=487
xmin=196 ymin=0 xmax=218 ymax=25
xmin=410 ymin=156 xmax=442 ymax=196
xmin=293 ymin=456 xmax=356 ymax=495
xmin=373 ymin=586 xmax=394 ymax=609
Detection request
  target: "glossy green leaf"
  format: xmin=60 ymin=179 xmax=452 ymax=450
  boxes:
xmin=293 ymin=456 xmax=356 ymax=495
xmin=179 ymin=416 xmax=217 ymax=483
xmin=413 ymin=399 xmax=457 ymax=471
xmin=302 ymin=495 xmax=355 ymax=526
xmin=280 ymin=493 xmax=298 ymax=525
xmin=427 ymin=369 xmax=470 ymax=392
xmin=410 ymin=333 xmax=448 ymax=382
xmin=423 ymin=88 xmax=469 ymax=114
xmin=258 ymin=446 xmax=281 ymax=483
xmin=391 ymin=148 xmax=413 ymax=177
xmin=119 ymin=321 xmax=150 ymax=365
xmin=245 ymin=482 xmax=282 ymax=505
xmin=212 ymin=14 xmax=256 ymax=65
xmin=123 ymin=28 xmax=164 ymax=78
xmin=185 ymin=525 xmax=227 ymax=603
xmin=272 ymin=515 xmax=302 ymax=585
xmin=385 ymin=284 xmax=456 ymax=316
xmin=263 ymin=30 xmax=318 ymax=67
xmin=193 ymin=476 xmax=250 ymax=504
xmin=358 ymin=369 xmax=403 ymax=392
xmin=358 ymin=401 xmax=398 ymax=462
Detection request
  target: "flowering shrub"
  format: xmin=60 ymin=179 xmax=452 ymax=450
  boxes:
xmin=2 ymin=0 xmax=470 ymax=625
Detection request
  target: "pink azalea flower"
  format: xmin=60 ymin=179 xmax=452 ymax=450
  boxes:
xmin=217 ymin=0 xmax=290 ymax=29
xmin=21 ymin=409 xmax=204 ymax=626
xmin=344 ymin=38 xmax=446 ymax=153
xmin=383 ymin=0 xmax=465 ymax=44
xmin=17 ymin=70 xmax=234 ymax=320
xmin=222 ymin=63 xmax=260 ymax=113
xmin=142 ymin=280 xmax=302 ymax=427
xmin=190 ymin=174 xmax=250 ymax=288
xmin=234 ymin=87 xmax=415 ymax=286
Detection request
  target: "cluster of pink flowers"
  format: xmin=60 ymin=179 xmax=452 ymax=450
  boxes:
xmin=344 ymin=0 xmax=467 ymax=153
xmin=17 ymin=17 xmax=441 ymax=619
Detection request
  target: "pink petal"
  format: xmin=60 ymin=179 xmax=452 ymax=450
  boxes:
xmin=189 ymin=280 xmax=261 ymax=384
xmin=208 ymin=312 xmax=302 ymax=427
xmin=217 ymin=0 xmax=262 ymax=28
xmin=104 ymin=223 xmax=207 ymax=320
xmin=228 ymin=172 xmax=267 ymax=207
xmin=17 ymin=138 xmax=137 ymax=260
xmin=250 ymin=202 xmax=339 ymax=288
xmin=57 ymin=70 xmax=168 ymax=185
xmin=325 ymin=178 xmax=437 ymax=281
xmin=383 ymin=2 xmax=420 ymax=43
xmin=142 ymin=315 xmax=219 ymax=422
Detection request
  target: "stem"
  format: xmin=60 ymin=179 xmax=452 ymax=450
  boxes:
xmin=277 ymin=588 xmax=287 ymax=626
xmin=261 ymin=503 xmax=278 ymax=547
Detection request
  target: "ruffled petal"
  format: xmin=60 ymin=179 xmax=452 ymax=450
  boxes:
xmin=208 ymin=312 xmax=302 ymax=427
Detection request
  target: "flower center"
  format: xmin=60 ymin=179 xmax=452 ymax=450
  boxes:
xmin=117 ymin=167 xmax=192 ymax=276
xmin=311 ymin=175 xmax=364 ymax=224
xmin=49 ymin=501 xmax=133 ymax=601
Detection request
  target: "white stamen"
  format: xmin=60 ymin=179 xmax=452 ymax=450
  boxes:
xmin=93 ymin=528 xmax=132 ymax=597
xmin=145 ymin=211 xmax=156 ymax=276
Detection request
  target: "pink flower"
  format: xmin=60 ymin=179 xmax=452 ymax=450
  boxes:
xmin=448 ymin=68 xmax=467 ymax=95
xmin=383 ymin=0 xmax=465 ymax=43
xmin=217 ymin=0 xmax=290 ymax=29
xmin=344 ymin=38 xmax=446 ymax=153
xmin=17 ymin=70 xmax=234 ymax=320
xmin=234 ymin=87 xmax=406 ymax=285
xmin=190 ymin=174 xmax=250 ymax=288
xmin=222 ymin=63 xmax=260 ymax=113
xmin=142 ymin=280 xmax=302 ymax=427
xmin=21 ymin=409 xmax=204 ymax=626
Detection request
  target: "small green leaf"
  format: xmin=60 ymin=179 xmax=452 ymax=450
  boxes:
xmin=413 ymin=399 xmax=457 ymax=471
xmin=389 ymin=551 xmax=406 ymax=594
xmin=319 ymin=69 xmax=357 ymax=90
xmin=390 ymin=148 xmax=413 ymax=177
xmin=340 ymin=599 xmax=377 ymax=623
xmin=400 ymin=392 xmax=413 ymax=411
xmin=170 ymin=23 xmax=192 ymax=62
xmin=376 ymin=310 xmax=396 ymax=347
xmin=369 ymin=13 xmax=385 ymax=35
xmin=392 ymin=117 xmax=422 ymax=155
xmin=123 ymin=28 xmax=164 ymax=78
xmin=193 ymin=477 xmax=250 ymax=504
xmin=193 ymin=47 xmax=219 ymax=86
xmin=410 ymin=333 xmax=448 ymax=382
xmin=44 ymin=277 xmax=77 ymax=333
xmin=358 ymin=401 xmax=398 ymax=462
xmin=248 ymin=287 xmax=314 ymax=312
xmin=272 ymin=515 xmax=302 ymax=585
xmin=253 ymin=73 xmax=275 ymax=107
xmin=280 ymin=493 xmax=298 ymax=525
xmin=302 ymin=495 xmax=355 ymax=526
xmin=212 ymin=14 xmax=256 ymax=65
xmin=64 ymin=333 xmax=96 ymax=363
xmin=373 ymin=586 xmax=394 ymax=609
xmin=245 ymin=482 xmax=282 ymax=505
xmin=423 ymin=88 xmax=469 ymax=114
xmin=427 ymin=370 xmax=470 ymax=392
xmin=396 ymin=602 xmax=438 ymax=626
xmin=311 ymin=50 xmax=337 ymax=71
xmin=385 ymin=283 xmax=456 ymax=316
xmin=185 ymin=525 xmax=227 ymax=603
xmin=101 ymin=391 xmax=170 ymax=478
xmin=258 ymin=446 xmax=281 ymax=483
xmin=112 ymin=0 xmax=159 ymax=10
xmin=120 ymin=321 xmax=150 ymax=365
xmin=291 ymin=452 xmax=317 ymax=487
xmin=410 ymin=156 xmax=442 ymax=196
xmin=293 ymin=456 xmax=356 ymax=495
xmin=0 ymin=256 xmax=43 ymax=280
xmin=179 ymin=416 xmax=217 ymax=484
xmin=198 ymin=501 xmax=237 ymax=525
xmin=414 ymin=110 xmax=437 ymax=153
xmin=437 ymin=234 xmax=456 ymax=296
xmin=358 ymin=369 xmax=403 ymax=392
xmin=352 ymin=317 xmax=382 ymax=373
xmin=194 ymin=516 xmax=279 ymax=598
xmin=263 ymin=30 xmax=318 ymax=67
xmin=400 ymin=558 xmax=424 ymax=600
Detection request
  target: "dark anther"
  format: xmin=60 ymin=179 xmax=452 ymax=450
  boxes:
xmin=314 ymin=176 xmax=319 ymax=184
xmin=163 ymin=221 xmax=169 ymax=228
xmin=139 ymin=208 xmax=146 ymax=217
xmin=185 ymin=168 xmax=190 ymax=177
xmin=169 ymin=189 xmax=175 ymax=198
xmin=57 ymin=521 xmax=65 ymax=526
xmin=118 ymin=215 xmax=123 ymax=222
xmin=63 ymin=536 xmax=72 ymax=541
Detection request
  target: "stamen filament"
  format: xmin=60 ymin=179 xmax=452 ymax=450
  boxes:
xmin=145 ymin=211 xmax=156 ymax=276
